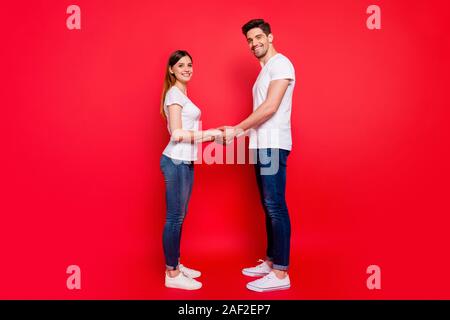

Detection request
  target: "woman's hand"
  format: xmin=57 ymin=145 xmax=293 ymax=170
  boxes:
xmin=170 ymin=129 xmax=185 ymax=142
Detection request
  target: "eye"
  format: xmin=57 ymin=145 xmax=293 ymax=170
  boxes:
xmin=188 ymin=63 xmax=193 ymax=67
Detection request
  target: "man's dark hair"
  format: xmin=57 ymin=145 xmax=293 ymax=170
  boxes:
xmin=241 ymin=19 xmax=271 ymax=36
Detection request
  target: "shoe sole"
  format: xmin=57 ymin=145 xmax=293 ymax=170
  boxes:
xmin=246 ymin=284 xmax=291 ymax=292
xmin=165 ymin=283 xmax=202 ymax=290
xmin=242 ymin=270 xmax=270 ymax=277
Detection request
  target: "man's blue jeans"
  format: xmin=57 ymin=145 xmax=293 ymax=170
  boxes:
xmin=253 ymin=148 xmax=291 ymax=271
xmin=160 ymin=154 xmax=194 ymax=270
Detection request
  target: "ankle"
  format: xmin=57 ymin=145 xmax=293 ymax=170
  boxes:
xmin=272 ymin=269 xmax=288 ymax=279
xmin=166 ymin=269 xmax=181 ymax=278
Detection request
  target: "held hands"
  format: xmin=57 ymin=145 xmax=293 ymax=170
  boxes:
xmin=203 ymin=129 xmax=223 ymax=142
xmin=184 ymin=127 xmax=245 ymax=144
xmin=216 ymin=126 xmax=244 ymax=145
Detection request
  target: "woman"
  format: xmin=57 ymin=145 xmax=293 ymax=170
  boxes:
xmin=160 ymin=50 xmax=221 ymax=290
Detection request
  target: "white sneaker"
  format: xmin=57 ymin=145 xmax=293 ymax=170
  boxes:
xmin=165 ymin=271 xmax=202 ymax=290
xmin=179 ymin=264 xmax=201 ymax=279
xmin=246 ymin=271 xmax=290 ymax=292
xmin=242 ymin=259 xmax=272 ymax=277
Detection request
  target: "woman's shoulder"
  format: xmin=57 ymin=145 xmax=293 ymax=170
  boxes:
xmin=165 ymin=86 xmax=180 ymax=98
xmin=165 ymin=86 xmax=188 ymax=106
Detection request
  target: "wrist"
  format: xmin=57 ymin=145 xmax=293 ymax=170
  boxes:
xmin=233 ymin=125 xmax=245 ymax=135
xmin=204 ymin=130 xmax=214 ymax=140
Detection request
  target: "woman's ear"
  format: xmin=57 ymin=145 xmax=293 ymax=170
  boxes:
xmin=169 ymin=67 xmax=174 ymax=75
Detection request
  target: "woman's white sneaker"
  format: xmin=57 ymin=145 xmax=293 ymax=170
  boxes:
xmin=179 ymin=264 xmax=201 ymax=278
xmin=246 ymin=271 xmax=290 ymax=292
xmin=242 ymin=259 xmax=272 ymax=277
xmin=165 ymin=272 xmax=202 ymax=290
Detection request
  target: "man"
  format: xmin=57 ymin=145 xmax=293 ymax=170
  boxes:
xmin=221 ymin=19 xmax=296 ymax=292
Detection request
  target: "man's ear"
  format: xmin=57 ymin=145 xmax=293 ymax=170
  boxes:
xmin=268 ymin=33 xmax=274 ymax=43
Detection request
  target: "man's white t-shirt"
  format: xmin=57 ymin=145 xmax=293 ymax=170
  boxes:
xmin=249 ymin=53 xmax=295 ymax=150
xmin=162 ymin=86 xmax=201 ymax=161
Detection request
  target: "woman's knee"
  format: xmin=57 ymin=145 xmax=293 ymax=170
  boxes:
xmin=165 ymin=211 xmax=186 ymax=225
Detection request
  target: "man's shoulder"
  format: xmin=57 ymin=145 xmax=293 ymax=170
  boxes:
xmin=267 ymin=54 xmax=295 ymax=81
xmin=274 ymin=53 xmax=294 ymax=66
xmin=268 ymin=54 xmax=295 ymax=73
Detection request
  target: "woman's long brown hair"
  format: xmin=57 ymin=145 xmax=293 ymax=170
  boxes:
xmin=160 ymin=50 xmax=193 ymax=118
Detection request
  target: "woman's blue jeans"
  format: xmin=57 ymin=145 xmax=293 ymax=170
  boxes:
xmin=160 ymin=154 xmax=194 ymax=270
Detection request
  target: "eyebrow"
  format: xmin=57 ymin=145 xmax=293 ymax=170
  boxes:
xmin=247 ymin=33 xmax=265 ymax=41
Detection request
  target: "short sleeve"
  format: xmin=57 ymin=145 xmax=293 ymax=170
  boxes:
xmin=269 ymin=57 xmax=295 ymax=82
xmin=165 ymin=87 xmax=188 ymax=108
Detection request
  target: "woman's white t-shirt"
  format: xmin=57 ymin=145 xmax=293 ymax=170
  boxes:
xmin=162 ymin=86 xmax=201 ymax=161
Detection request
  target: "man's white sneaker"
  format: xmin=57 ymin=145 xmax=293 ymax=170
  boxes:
xmin=246 ymin=271 xmax=291 ymax=292
xmin=179 ymin=264 xmax=201 ymax=279
xmin=165 ymin=271 xmax=202 ymax=290
xmin=242 ymin=259 xmax=272 ymax=277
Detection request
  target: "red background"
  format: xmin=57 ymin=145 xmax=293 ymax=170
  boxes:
xmin=1 ymin=0 xmax=450 ymax=299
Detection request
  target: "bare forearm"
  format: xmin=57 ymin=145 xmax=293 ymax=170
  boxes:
xmin=235 ymin=102 xmax=276 ymax=131
xmin=236 ymin=79 xmax=290 ymax=131
xmin=171 ymin=129 xmax=219 ymax=143
xmin=197 ymin=132 xmax=215 ymax=142
xmin=171 ymin=129 xmax=196 ymax=143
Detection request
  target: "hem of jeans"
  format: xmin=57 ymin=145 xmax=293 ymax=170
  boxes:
xmin=272 ymin=264 xmax=289 ymax=271
xmin=166 ymin=264 xmax=179 ymax=271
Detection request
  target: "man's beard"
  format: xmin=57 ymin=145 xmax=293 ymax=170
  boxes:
xmin=254 ymin=47 xmax=268 ymax=58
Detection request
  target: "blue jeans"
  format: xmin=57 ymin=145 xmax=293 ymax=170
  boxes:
xmin=160 ymin=154 xmax=194 ymax=270
xmin=253 ymin=148 xmax=291 ymax=271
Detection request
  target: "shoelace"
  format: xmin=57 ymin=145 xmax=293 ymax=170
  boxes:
xmin=181 ymin=265 xmax=199 ymax=275
xmin=257 ymin=273 xmax=276 ymax=284
xmin=179 ymin=272 xmax=195 ymax=281
xmin=255 ymin=259 xmax=267 ymax=269
xmin=179 ymin=265 xmax=194 ymax=277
